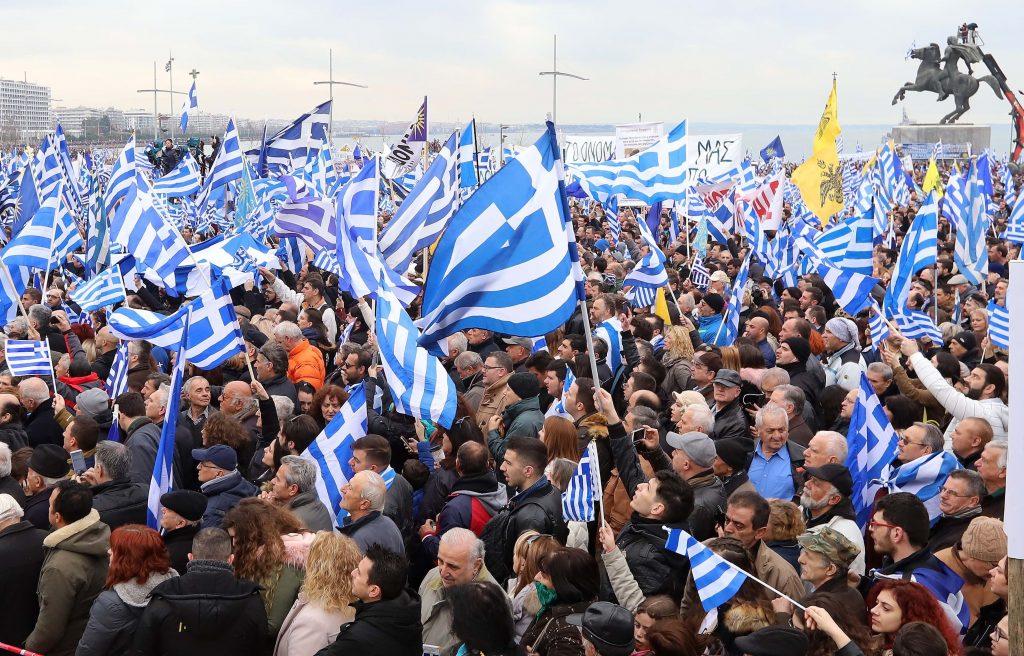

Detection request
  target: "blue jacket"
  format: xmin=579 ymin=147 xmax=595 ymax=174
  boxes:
xmin=697 ymin=313 xmax=725 ymax=344
xmin=421 ymin=472 xmax=507 ymax=560
xmin=199 ymin=471 xmax=257 ymax=529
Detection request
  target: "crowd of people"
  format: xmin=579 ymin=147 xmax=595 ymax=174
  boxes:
xmin=0 ymin=155 xmax=1017 ymax=656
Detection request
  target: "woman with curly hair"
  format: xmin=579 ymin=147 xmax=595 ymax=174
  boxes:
xmin=223 ymin=498 xmax=312 ymax=644
xmin=508 ymin=532 xmax=562 ymax=643
xmin=660 ymin=325 xmax=694 ymax=396
xmin=273 ymin=533 xmax=361 ymax=656
xmin=793 ymin=592 xmax=879 ymax=656
xmin=539 ymin=416 xmax=581 ymax=461
xmin=77 ymin=525 xmax=177 ymax=656
xmin=866 ymin=579 xmax=962 ymax=655
xmin=307 ymin=384 xmax=348 ymax=429
xmin=201 ymin=411 xmax=254 ymax=473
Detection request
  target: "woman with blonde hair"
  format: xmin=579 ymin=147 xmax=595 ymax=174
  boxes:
xmin=660 ymin=325 xmax=694 ymax=396
xmin=539 ymin=416 xmax=580 ymax=461
xmin=508 ymin=532 xmax=562 ymax=643
xmin=274 ymin=532 xmax=361 ymax=656
xmin=719 ymin=345 xmax=742 ymax=373
xmin=765 ymin=499 xmax=806 ymax=573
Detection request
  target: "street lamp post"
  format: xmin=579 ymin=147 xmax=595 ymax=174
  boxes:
xmin=313 ymin=48 xmax=368 ymax=142
xmin=138 ymin=61 xmax=185 ymax=142
xmin=538 ymin=34 xmax=587 ymax=126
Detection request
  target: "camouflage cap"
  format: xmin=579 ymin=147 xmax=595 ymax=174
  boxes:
xmin=797 ymin=526 xmax=860 ymax=569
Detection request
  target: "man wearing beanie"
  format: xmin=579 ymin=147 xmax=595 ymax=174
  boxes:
xmin=822 ymin=317 xmax=865 ymax=389
xmin=696 ymin=292 xmax=726 ymax=345
xmin=159 ymin=490 xmax=208 ymax=574
xmin=23 ymin=444 xmax=71 ymax=530
xmin=486 ymin=371 xmax=545 ymax=469
xmin=0 ymin=493 xmax=48 ymax=645
xmin=712 ymin=437 xmax=756 ymax=497
xmin=936 ymin=516 xmax=1007 ymax=621
xmin=775 ymin=336 xmax=823 ymax=408
xmin=566 ymin=601 xmax=635 ymax=656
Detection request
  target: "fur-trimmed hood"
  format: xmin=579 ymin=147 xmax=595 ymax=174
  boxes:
xmin=576 ymin=412 xmax=609 ymax=441
xmin=42 ymin=508 xmax=110 ymax=556
xmin=281 ymin=531 xmax=316 ymax=568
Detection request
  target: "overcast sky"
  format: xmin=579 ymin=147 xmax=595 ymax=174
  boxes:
xmin=3 ymin=1 xmax=1022 ymax=127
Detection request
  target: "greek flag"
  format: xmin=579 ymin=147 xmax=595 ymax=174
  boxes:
xmin=844 ymin=206 xmax=875 ymax=276
xmin=894 ymin=308 xmax=943 ymax=342
xmin=594 ymin=317 xmax=623 ymax=373
xmin=106 ymin=341 xmax=130 ymax=398
xmin=884 ymin=192 xmax=938 ymax=314
xmin=867 ymin=303 xmax=891 ymax=349
xmin=878 ymin=450 xmax=961 ymax=523
xmin=602 ymin=195 xmax=620 ymax=242
xmin=739 ymin=198 xmax=769 ymax=261
xmin=51 ymin=194 xmax=84 ymax=267
xmin=152 ymin=152 xmax=201 ymax=198
xmin=206 ymin=118 xmax=245 ymax=190
xmin=1005 ymin=187 xmax=1024 ymax=244
xmin=0 ymin=181 xmax=62 ymax=271
xmin=109 ymin=175 xmax=193 ymax=289
xmin=147 ymin=314 xmax=188 ymax=529
xmin=33 ymin=137 xmax=63 ymax=201
xmin=623 ymin=211 xmax=668 ymax=294
xmin=845 ymin=372 xmax=899 ymax=528
xmin=812 ymin=218 xmax=852 ymax=263
xmin=274 ymin=192 xmax=336 ymax=253
xmin=70 ymin=266 xmax=125 ymax=312
xmin=626 ymin=286 xmax=657 ymax=309
xmin=988 ymin=300 xmax=1009 ymax=350
xmin=302 ymin=383 xmax=367 ymax=525
xmin=1001 ymin=163 xmax=1016 ymax=207
xmin=417 ymin=123 xmax=585 ymax=354
xmin=6 ymin=340 xmax=53 ymax=377
xmin=251 ymin=100 xmax=332 ymax=175
xmin=814 ymin=260 xmax=878 ymax=317
xmin=379 ymin=133 xmax=459 ymax=272
xmin=705 ymin=196 xmax=734 ymax=245
xmin=952 ymin=163 xmax=989 ymax=285
xmin=572 ymin=121 xmax=688 ymax=204
xmin=179 ymin=80 xmax=198 ymax=133
xmin=548 ymin=366 xmax=576 ymax=418
xmin=337 ymin=154 xmax=378 ymax=248
xmin=689 ymin=259 xmax=710 ymax=290
xmin=107 ymin=278 xmax=244 ymax=370
xmin=663 ymin=527 xmax=747 ymax=612
xmin=711 ymin=253 xmax=751 ymax=347
xmin=374 ymin=284 xmax=458 ymax=429
xmin=457 ymin=119 xmax=478 ymax=189
xmin=105 ymin=137 xmax=136 ymax=213
xmin=561 ymin=440 xmax=599 ymax=522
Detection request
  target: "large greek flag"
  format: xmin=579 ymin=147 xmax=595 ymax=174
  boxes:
xmin=105 ymin=137 xmax=136 ymax=213
xmin=952 ymin=164 xmax=989 ymax=285
xmin=109 ymin=175 xmax=193 ymax=289
xmin=664 ymin=527 xmax=747 ymax=612
xmin=845 ymin=372 xmax=899 ymax=528
xmin=206 ymin=118 xmax=245 ymax=191
xmin=562 ymin=440 xmax=599 ymax=522
xmin=988 ymin=299 xmax=1009 ymax=350
xmin=336 ymin=154 xmax=378 ymax=248
xmin=147 ymin=314 xmax=188 ymax=529
xmin=379 ymin=133 xmax=459 ymax=272
xmin=251 ymin=100 xmax=332 ymax=175
xmin=152 ymin=152 xmax=201 ymax=198
xmin=457 ymin=119 xmax=478 ymax=189
xmin=274 ymin=190 xmax=336 ymax=253
xmin=843 ymin=206 xmax=875 ymax=276
xmin=572 ymin=121 xmax=688 ymax=204
xmin=878 ymin=450 xmax=961 ymax=523
xmin=179 ymin=80 xmax=198 ymax=133
xmin=884 ymin=191 xmax=938 ymax=315
xmin=302 ymin=383 xmax=367 ymax=526
xmin=6 ymin=340 xmax=53 ymax=377
xmin=417 ymin=123 xmax=585 ymax=354
xmin=374 ymin=284 xmax=458 ymax=429
xmin=70 ymin=265 xmax=125 ymax=312
xmin=0 ymin=181 xmax=62 ymax=271
xmin=107 ymin=278 xmax=244 ymax=370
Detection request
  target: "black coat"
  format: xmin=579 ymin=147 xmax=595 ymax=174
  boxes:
xmin=315 ymin=591 xmax=423 ymax=656
xmin=927 ymin=509 xmax=983 ymax=553
xmin=0 ymin=421 xmax=29 ymax=450
xmin=710 ymin=398 xmax=750 ymax=442
xmin=482 ymin=477 xmax=568 ymax=583
xmin=604 ymin=514 xmax=690 ymax=601
xmin=262 ymin=374 xmax=298 ymax=406
xmin=23 ymin=486 xmax=53 ymax=530
xmin=0 ymin=474 xmax=26 ymax=507
xmin=133 ymin=559 xmax=267 ymax=656
xmin=163 ymin=525 xmax=201 ymax=576
xmin=25 ymin=399 xmax=63 ymax=447
xmin=92 ymin=478 xmax=148 ymax=530
xmin=0 ymin=520 xmax=48 ymax=646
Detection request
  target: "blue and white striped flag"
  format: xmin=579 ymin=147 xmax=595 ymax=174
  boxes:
xmin=952 ymin=162 xmax=989 ymax=285
xmin=179 ymin=80 xmax=198 ymax=133
xmin=594 ymin=318 xmax=623 ymax=373
xmin=374 ymin=283 xmax=458 ymax=429
xmin=562 ymin=440 xmax=599 ymax=522
xmin=104 ymin=137 xmax=135 ymax=214
xmin=70 ymin=265 xmax=126 ymax=312
xmin=249 ymin=101 xmax=332 ymax=175
xmin=107 ymin=278 xmax=244 ymax=370
xmin=152 ymin=152 xmax=201 ymax=198
xmin=457 ymin=119 xmax=478 ymax=189
xmin=274 ymin=185 xmax=336 ymax=253
xmin=206 ymin=118 xmax=245 ymax=190
xmin=602 ymin=195 xmax=620 ymax=242
xmin=711 ymin=253 xmax=751 ymax=347
xmin=106 ymin=341 xmax=130 ymax=398
xmin=884 ymin=192 xmax=938 ymax=315
xmin=815 ymin=260 xmax=878 ymax=317
xmin=572 ymin=121 xmax=688 ymax=204
xmin=843 ymin=206 xmax=875 ymax=276
xmin=845 ymin=372 xmax=899 ymax=528
xmin=147 ymin=312 xmax=188 ymax=529
xmin=6 ymin=340 xmax=53 ymax=377
xmin=379 ymin=133 xmax=459 ymax=272
xmin=51 ymin=198 xmax=84 ymax=267
xmin=868 ymin=303 xmax=891 ymax=349
xmin=302 ymin=383 xmax=367 ymax=525
xmin=988 ymin=299 xmax=1009 ymax=350
xmin=336 ymin=154 xmax=378 ymax=248
xmin=878 ymin=450 xmax=962 ymax=523
xmin=739 ymin=198 xmax=769 ymax=262
xmin=417 ymin=123 xmax=585 ymax=354
xmin=0 ymin=181 xmax=62 ymax=271
xmin=548 ymin=366 xmax=576 ymax=418
xmin=664 ymin=527 xmax=747 ymax=612
xmin=812 ymin=218 xmax=852 ymax=264
xmin=110 ymin=175 xmax=193 ymax=289
xmin=1005 ymin=186 xmax=1024 ymax=244
xmin=623 ymin=210 xmax=668 ymax=295
xmin=689 ymin=259 xmax=710 ymax=290
xmin=894 ymin=308 xmax=943 ymax=342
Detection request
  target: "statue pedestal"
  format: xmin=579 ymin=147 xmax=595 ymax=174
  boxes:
xmin=892 ymin=124 xmax=991 ymax=159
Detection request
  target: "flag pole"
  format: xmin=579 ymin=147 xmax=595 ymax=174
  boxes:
xmin=576 ymin=298 xmax=603 ymax=394
xmin=0 ymin=265 xmax=32 ymax=322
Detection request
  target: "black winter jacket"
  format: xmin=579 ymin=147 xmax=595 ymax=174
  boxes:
xmin=710 ymin=398 xmax=750 ymax=442
xmin=0 ymin=520 xmax=48 ymax=645
xmin=92 ymin=478 xmax=148 ymax=530
xmin=483 ymin=476 xmax=568 ymax=583
xmin=314 ymin=590 xmax=423 ymax=656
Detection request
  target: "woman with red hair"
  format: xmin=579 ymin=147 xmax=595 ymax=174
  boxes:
xmin=866 ymin=580 xmax=962 ymax=655
xmin=76 ymin=524 xmax=177 ymax=656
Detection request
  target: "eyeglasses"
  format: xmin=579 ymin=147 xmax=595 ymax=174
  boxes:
xmin=868 ymin=520 xmax=898 ymax=530
xmin=992 ymin=627 xmax=1008 ymax=642
xmin=939 ymin=486 xmax=973 ymax=498
xmin=482 ymin=365 xmax=505 ymax=371
xmin=897 ymin=436 xmax=928 ymax=448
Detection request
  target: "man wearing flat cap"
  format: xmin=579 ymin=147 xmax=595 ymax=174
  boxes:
xmin=567 ymin=601 xmax=635 ymax=656
xmin=799 ymin=463 xmax=865 ymax=576
xmin=23 ymin=444 xmax=71 ymax=530
xmin=712 ymin=437 xmax=756 ymax=497
xmin=708 ymin=369 xmax=750 ymax=443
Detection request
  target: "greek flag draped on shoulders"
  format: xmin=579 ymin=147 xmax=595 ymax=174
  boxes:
xmin=845 ymin=372 xmax=899 ymax=528
xmin=876 ymin=450 xmax=961 ymax=523
xmin=593 ymin=317 xmax=623 ymax=374
xmin=301 ymin=383 xmax=368 ymax=526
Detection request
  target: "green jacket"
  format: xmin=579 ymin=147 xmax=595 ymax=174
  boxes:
xmin=487 ymin=396 xmax=545 ymax=467
xmin=26 ymin=509 xmax=110 ymax=656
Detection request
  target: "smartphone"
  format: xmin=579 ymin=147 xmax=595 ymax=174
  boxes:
xmin=70 ymin=449 xmax=87 ymax=475
xmin=630 ymin=428 xmax=646 ymax=446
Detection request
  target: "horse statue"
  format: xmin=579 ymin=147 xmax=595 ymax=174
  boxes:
xmin=892 ymin=42 xmax=1002 ymax=124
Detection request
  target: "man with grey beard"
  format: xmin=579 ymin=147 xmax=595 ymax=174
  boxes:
xmin=798 ymin=463 xmax=865 ymax=576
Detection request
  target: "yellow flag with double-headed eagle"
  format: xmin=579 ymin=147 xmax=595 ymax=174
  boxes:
xmin=792 ymin=80 xmax=843 ymax=225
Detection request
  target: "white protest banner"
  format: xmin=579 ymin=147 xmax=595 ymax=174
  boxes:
xmin=615 ymin=122 xmax=664 ymax=158
xmin=684 ymin=134 xmax=743 ymax=182
xmin=562 ymin=136 xmax=616 ymax=164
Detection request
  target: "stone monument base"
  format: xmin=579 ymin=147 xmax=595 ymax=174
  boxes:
xmin=892 ymin=123 xmax=991 ymax=159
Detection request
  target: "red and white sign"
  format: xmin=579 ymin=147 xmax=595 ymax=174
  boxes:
xmin=740 ymin=170 xmax=785 ymax=230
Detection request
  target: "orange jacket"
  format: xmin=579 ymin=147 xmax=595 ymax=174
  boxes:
xmin=288 ymin=339 xmax=326 ymax=390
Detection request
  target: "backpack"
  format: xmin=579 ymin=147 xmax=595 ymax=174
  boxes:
xmin=480 ymin=508 xmax=514 ymax=583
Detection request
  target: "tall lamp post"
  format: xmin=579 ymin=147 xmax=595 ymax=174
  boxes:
xmin=138 ymin=61 xmax=185 ymax=142
xmin=313 ymin=48 xmax=368 ymax=142
xmin=538 ymin=34 xmax=587 ymax=126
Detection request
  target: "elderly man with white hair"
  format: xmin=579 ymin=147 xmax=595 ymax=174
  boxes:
xmin=19 ymin=377 xmax=66 ymax=448
xmin=803 ymin=431 xmax=848 ymax=469
xmin=337 ymin=470 xmax=405 ymax=555
xmin=419 ymin=528 xmax=496 ymax=656
xmin=747 ymin=403 xmax=805 ymax=501
xmin=274 ymin=321 xmax=326 ymax=389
